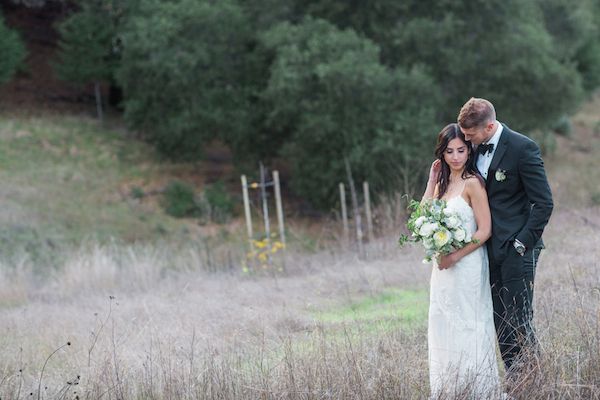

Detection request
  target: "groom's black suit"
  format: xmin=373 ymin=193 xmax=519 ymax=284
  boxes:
xmin=477 ymin=123 xmax=553 ymax=371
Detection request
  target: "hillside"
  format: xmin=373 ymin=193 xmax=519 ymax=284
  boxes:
xmin=1 ymin=1 xmax=599 ymax=269
xmin=547 ymin=92 xmax=600 ymax=209
xmin=0 ymin=92 xmax=598 ymax=270
xmin=0 ymin=114 xmax=244 ymax=268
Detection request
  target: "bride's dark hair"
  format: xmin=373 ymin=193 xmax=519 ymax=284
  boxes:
xmin=434 ymin=123 xmax=477 ymax=199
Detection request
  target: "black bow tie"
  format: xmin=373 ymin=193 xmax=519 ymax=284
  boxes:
xmin=477 ymin=143 xmax=494 ymax=155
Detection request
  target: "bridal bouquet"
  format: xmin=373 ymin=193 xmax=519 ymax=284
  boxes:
xmin=399 ymin=199 xmax=474 ymax=263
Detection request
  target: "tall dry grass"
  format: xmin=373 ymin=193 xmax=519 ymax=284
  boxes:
xmin=0 ymin=205 xmax=599 ymax=399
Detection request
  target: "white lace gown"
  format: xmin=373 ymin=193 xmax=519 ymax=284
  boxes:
xmin=428 ymin=196 xmax=500 ymax=398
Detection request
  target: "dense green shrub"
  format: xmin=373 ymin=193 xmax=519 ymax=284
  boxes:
xmin=261 ymin=18 xmax=440 ymax=207
xmin=163 ymin=181 xmax=199 ymax=218
xmin=54 ymin=0 xmax=127 ymax=118
xmin=130 ymin=186 xmax=145 ymax=200
xmin=204 ymin=181 xmax=235 ymax=223
xmin=536 ymin=0 xmax=600 ymax=94
xmin=0 ymin=13 xmax=26 ymax=85
xmin=118 ymin=0 xmax=255 ymax=159
xmin=162 ymin=180 xmax=235 ymax=222
xmin=54 ymin=0 xmax=120 ymax=85
xmin=300 ymin=0 xmax=598 ymax=131
xmin=552 ymin=115 xmax=572 ymax=137
xmin=109 ymin=0 xmax=600 ymax=208
xmin=529 ymin=130 xmax=557 ymax=156
xmin=384 ymin=0 xmax=585 ymax=131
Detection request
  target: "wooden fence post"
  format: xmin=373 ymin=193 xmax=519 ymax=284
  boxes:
xmin=339 ymin=183 xmax=349 ymax=244
xmin=241 ymin=175 xmax=253 ymax=242
xmin=259 ymin=162 xmax=272 ymax=266
xmin=363 ymin=181 xmax=374 ymax=243
xmin=273 ymin=170 xmax=286 ymax=247
xmin=344 ymin=157 xmax=364 ymax=258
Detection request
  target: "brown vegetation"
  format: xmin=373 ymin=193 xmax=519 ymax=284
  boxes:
xmin=0 ymin=200 xmax=598 ymax=399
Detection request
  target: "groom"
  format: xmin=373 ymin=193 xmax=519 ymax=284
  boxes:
xmin=457 ymin=98 xmax=554 ymax=375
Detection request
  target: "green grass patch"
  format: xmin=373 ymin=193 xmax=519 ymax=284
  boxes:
xmin=0 ymin=115 xmax=193 ymax=265
xmin=237 ymin=289 xmax=429 ymax=372
xmin=314 ymin=288 xmax=429 ymax=331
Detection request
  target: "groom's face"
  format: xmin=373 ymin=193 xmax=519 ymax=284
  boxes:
xmin=460 ymin=121 xmax=495 ymax=145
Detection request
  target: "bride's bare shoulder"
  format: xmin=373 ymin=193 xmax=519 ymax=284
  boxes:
xmin=464 ymin=174 xmax=486 ymax=190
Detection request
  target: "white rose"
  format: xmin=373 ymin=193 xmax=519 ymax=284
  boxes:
xmin=453 ymin=228 xmax=466 ymax=242
xmin=443 ymin=207 xmax=453 ymax=216
xmin=445 ymin=215 xmax=460 ymax=229
xmin=433 ymin=229 xmax=451 ymax=248
xmin=419 ymin=222 xmax=438 ymax=237
xmin=414 ymin=216 xmax=426 ymax=228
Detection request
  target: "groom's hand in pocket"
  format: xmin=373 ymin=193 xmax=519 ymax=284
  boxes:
xmin=438 ymin=253 xmax=458 ymax=270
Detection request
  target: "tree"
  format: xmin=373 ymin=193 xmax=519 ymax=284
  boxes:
xmin=294 ymin=0 xmax=409 ymax=65
xmin=261 ymin=18 xmax=441 ymax=208
xmin=54 ymin=0 xmax=124 ymax=120
xmin=239 ymin=0 xmax=299 ymax=31
xmin=7 ymin=0 xmax=59 ymax=6
xmin=536 ymin=0 xmax=600 ymax=94
xmin=297 ymin=0 xmax=592 ymax=132
xmin=384 ymin=0 xmax=585 ymax=131
xmin=0 ymin=12 xmax=26 ymax=85
xmin=118 ymin=0 xmax=255 ymax=159
xmin=109 ymin=0 xmax=598 ymax=208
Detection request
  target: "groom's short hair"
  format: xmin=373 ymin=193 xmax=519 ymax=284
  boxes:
xmin=458 ymin=97 xmax=496 ymax=129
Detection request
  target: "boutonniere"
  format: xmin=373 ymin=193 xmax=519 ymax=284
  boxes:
xmin=495 ymin=169 xmax=507 ymax=182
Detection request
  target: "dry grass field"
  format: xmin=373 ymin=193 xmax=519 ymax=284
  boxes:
xmin=0 ymin=214 xmax=599 ymax=400
xmin=1 ymin=95 xmax=599 ymax=399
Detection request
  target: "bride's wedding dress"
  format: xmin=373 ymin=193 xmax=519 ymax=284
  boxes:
xmin=428 ymin=195 xmax=500 ymax=398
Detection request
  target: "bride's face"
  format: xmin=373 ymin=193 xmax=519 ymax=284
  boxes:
xmin=443 ymin=138 xmax=469 ymax=172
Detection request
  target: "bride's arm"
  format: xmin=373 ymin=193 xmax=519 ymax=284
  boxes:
xmin=422 ymin=159 xmax=441 ymax=201
xmin=438 ymin=178 xmax=492 ymax=269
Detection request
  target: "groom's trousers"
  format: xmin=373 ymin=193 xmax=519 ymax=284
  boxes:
xmin=489 ymin=245 xmax=541 ymax=372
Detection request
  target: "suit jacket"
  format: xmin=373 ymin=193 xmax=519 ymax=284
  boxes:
xmin=479 ymin=124 xmax=554 ymax=263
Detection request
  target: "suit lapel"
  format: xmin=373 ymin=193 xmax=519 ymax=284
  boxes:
xmin=486 ymin=125 xmax=510 ymax=189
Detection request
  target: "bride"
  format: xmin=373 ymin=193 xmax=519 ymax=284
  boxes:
xmin=422 ymin=123 xmax=500 ymax=398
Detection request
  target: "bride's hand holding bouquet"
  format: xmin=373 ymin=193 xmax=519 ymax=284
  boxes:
xmin=399 ymin=198 xmax=476 ymax=265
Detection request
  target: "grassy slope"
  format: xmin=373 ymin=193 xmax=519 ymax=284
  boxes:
xmin=0 ymin=115 xmax=207 ymax=259
xmin=545 ymin=92 xmax=600 ymax=208
xmin=1 ymin=91 xmax=598 ymax=247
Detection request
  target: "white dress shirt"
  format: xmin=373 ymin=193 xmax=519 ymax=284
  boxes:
xmin=476 ymin=122 xmax=503 ymax=179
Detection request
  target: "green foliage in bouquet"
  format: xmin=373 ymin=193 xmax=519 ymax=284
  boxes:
xmin=398 ymin=199 xmax=427 ymax=246
xmin=399 ymin=198 xmax=476 ymax=263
